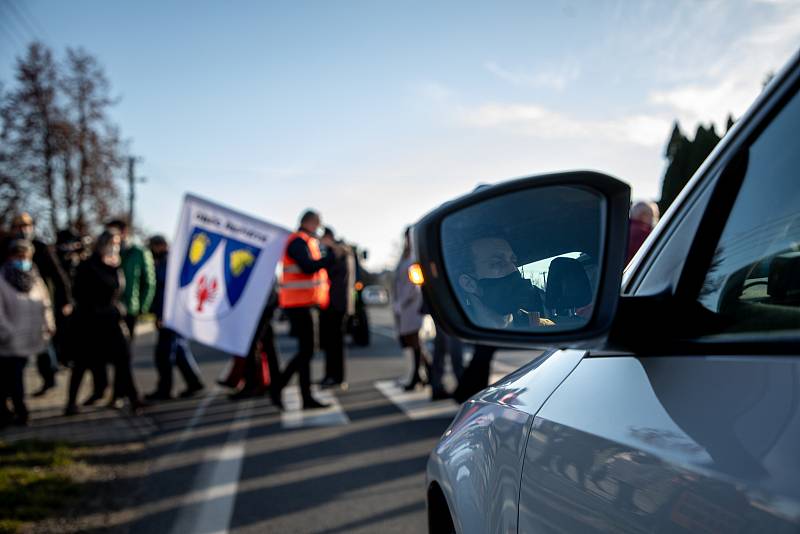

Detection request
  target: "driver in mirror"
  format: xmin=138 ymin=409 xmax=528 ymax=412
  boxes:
xmin=455 ymin=236 xmax=555 ymax=329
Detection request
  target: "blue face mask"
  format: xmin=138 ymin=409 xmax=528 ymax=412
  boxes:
xmin=11 ymin=259 xmax=32 ymax=272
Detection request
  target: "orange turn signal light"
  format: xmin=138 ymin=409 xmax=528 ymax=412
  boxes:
xmin=354 ymin=281 xmax=364 ymax=291
xmin=408 ymin=263 xmax=425 ymax=285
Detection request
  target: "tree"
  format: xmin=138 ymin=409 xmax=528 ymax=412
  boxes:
xmin=1 ymin=42 xmax=64 ymax=233
xmin=658 ymin=120 xmax=726 ymax=214
xmin=60 ymin=47 xmax=124 ymax=234
xmin=0 ymin=42 xmax=126 ymax=238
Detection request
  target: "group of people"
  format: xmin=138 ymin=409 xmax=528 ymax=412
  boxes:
xmin=0 ymin=212 xmax=211 ymax=426
xmin=216 ymin=209 xmax=356 ymax=410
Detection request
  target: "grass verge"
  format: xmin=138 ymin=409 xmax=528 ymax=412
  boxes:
xmin=0 ymin=440 xmax=82 ymax=534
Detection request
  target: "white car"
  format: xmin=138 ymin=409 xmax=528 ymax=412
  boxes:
xmin=416 ymin=49 xmax=800 ymax=533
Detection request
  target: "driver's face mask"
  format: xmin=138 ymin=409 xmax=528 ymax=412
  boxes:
xmin=474 ymin=270 xmax=538 ymax=316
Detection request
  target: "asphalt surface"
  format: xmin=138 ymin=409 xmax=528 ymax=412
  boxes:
xmin=118 ymin=306 xmax=538 ymax=534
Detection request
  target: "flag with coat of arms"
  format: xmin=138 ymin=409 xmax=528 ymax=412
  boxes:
xmin=163 ymin=193 xmax=291 ymax=356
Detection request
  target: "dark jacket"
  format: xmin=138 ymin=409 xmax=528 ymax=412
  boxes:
xmin=627 ymin=219 xmax=653 ymax=264
xmin=325 ymin=244 xmax=355 ymax=315
xmin=151 ymin=255 xmax=167 ymax=320
xmin=72 ymin=255 xmax=125 ymax=323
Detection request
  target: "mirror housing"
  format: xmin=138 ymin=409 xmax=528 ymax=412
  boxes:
xmin=413 ymin=171 xmax=631 ymax=349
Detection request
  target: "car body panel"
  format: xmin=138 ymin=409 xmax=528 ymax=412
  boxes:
xmin=427 ymin=349 xmax=585 ymax=533
xmin=519 ymin=356 xmax=800 ymax=532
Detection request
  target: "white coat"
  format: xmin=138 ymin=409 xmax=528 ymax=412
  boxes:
xmin=0 ymin=273 xmax=55 ymax=357
xmin=393 ymin=256 xmax=424 ymax=336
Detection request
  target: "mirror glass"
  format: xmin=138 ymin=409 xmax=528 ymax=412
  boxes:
xmin=441 ymin=185 xmax=604 ymax=333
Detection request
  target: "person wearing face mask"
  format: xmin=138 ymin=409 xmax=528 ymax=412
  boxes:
xmin=64 ymin=230 xmax=144 ymax=415
xmin=144 ymin=235 xmax=204 ymax=400
xmin=0 ymin=213 xmax=72 ymax=397
xmin=454 ymin=236 xmax=552 ymax=330
xmin=450 ymin=235 xmax=553 ymax=403
xmin=106 ymin=219 xmax=155 ymax=344
xmin=0 ymin=239 xmax=55 ymax=426
xmin=274 ymin=209 xmax=336 ymax=410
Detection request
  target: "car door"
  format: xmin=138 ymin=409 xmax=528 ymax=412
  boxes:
xmin=518 ymin=67 xmax=800 ymax=532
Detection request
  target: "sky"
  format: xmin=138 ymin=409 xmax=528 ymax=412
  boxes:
xmin=1 ymin=0 xmax=798 ymax=269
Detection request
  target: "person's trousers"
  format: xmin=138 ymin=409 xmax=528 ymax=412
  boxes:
xmin=154 ymin=327 xmax=203 ymax=395
xmin=320 ymin=308 xmax=347 ymax=383
xmin=0 ymin=356 xmax=28 ymax=420
xmin=124 ymin=314 xmax=138 ymax=344
xmin=453 ymin=345 xmax=497 ymax=403
xmin=35 ymin=347 xmax=57 ymax=388
xmin=281 ymin=307 xmax=316 ymax=402
xmin=431 ymin=331 xmax=464 ymax=394
xmin=112 ymin=348 xmax=139 ymax=403
xmin=67 ymin=357 xmax=108 ymax=406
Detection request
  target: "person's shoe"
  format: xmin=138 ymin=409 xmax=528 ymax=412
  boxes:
xmin=107 ymin=397 xmax=124 ymax=409
xmin=82 ymin=393 xmax=105 ymax=406
xmin=179 ymin=383 xmax=205 ymax=398
xmin=13 ymin=412 xmax=28 ymax=426
xmin=302 ymin=397 xmax=330 ymax=410
xmin=269 ymin=387 xmax=284 ymax=410
xmin=32 ymin=382 xmax=55 ymax=397
xmin=129 ymin=399 xmax=147 ymax=415
xmin=319 ymin=377 xmax=339 ymax=388
xmin=431 ymin=390 xmax=452 ymax=401
xmin=145 ymin=390 xmax=172 ymax=401
xmin=403 ymin=378 xmax=421 ymax=391
xmin=64 ymin=404 xmax=79 ymax=416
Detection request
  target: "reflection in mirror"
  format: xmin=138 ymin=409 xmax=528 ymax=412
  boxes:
xmin=441 ymin=185 xmax=604 ymax=333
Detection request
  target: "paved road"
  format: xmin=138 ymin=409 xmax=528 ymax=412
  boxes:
xmin=116 ymin=307 xmax=539 ymax=533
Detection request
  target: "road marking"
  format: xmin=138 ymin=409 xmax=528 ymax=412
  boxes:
xmin=281 ymin=386 xmax=350 ymax=428
xmin=374 ymin=380 xmax=460 ymax=420
xmin=369 ymin=324 xmax=398 ymax=340
xmin=169 ymin=397 xmax=254 ymax=534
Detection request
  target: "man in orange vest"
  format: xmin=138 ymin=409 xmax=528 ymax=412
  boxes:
xmin=273 ymin=210 xmax=334 ymax=410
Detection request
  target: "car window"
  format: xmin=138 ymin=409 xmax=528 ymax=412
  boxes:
xmin=697 ymin=87 xmax=800 ymax=336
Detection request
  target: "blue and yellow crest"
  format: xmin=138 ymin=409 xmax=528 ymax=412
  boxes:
xmin=180 ymin=227 xmax=261 ymax=308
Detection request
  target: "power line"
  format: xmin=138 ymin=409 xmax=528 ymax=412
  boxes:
xmin=14 ymin=0 xmax=49 ymax=40
xmin=4 ymin=0 xmax=37 ymax=41
xmin=0 ymin=7 xmax=26 ymax=50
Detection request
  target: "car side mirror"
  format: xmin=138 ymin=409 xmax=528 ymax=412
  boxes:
xmin=412 ymin=171 xmax=630 ymax=348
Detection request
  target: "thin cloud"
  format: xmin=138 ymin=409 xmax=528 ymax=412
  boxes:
xmin=484 ymin=61 xmax=580 ymax=91
xmin=647 ymin=0 xmax=800 ymax=126
xmin=458 ymin=102 xmax=671 ymax=147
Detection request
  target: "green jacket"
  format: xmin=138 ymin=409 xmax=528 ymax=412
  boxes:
xmin=121 ymin=244 xmax=155 ymax=317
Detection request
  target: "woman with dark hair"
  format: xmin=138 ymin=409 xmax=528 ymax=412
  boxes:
xmin=0 ymin=239 xmax=55 ymax=426
xmin=64 ymin=230 xmax=144 ymax=415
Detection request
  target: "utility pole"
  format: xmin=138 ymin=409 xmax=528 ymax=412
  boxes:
xmin=127 ymin=157 xmax=146 ymax=228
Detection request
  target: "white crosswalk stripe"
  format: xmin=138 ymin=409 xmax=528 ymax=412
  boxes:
xmin=280 ymin=386 xmax=350 ymax=429
xmin=374 ymin=380 xmax=460 ymax=420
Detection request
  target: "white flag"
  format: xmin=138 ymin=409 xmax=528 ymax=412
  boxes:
xmin=163 ymin=194 xmax=291 ymax=356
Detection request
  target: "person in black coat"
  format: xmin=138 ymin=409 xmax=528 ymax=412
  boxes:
xmin=319 ymin=227 xmax=355 ymax=388
xmin=144 ymin=235 xmax=204 ymax=400
xmin=64 ymin=229 xmax=143 ymax=415
xmin=2 ymin=213 xmax=72 ymax=396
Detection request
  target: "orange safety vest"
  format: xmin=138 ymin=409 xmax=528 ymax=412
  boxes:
xmin=278 ymin=231 xmax=330 ymax=309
